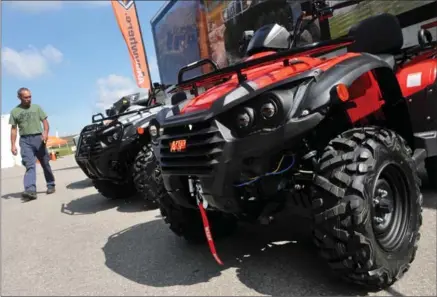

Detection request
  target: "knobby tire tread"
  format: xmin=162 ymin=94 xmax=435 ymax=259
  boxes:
xmin=158 ymin=194 xmax=238 ymax=244
xmin=312 ymin=127 xmax=422 ymax=289
xmin=133 ymin=145 xmax=166 ymax=203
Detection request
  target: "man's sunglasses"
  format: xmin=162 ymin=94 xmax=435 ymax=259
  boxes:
xmin=21 ymin=95 xmax=31 ymax=99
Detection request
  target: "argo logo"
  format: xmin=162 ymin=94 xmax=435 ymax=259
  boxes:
xmin=118 ymin=0 xmax=134 ymax=10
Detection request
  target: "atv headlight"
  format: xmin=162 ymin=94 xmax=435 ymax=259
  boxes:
xmin=149 ymin=125 xmax=158 ymax=137
xmin=260 ymin=101 xmax=277 ymax=119
xmin=236 ymin=107 xmax=254 ymax=129
xmin=112 ymin=132 xmax=120 ymax=141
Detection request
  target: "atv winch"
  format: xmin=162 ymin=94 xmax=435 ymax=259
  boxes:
xmin=188 ymin=177 xmax=224 ymax=265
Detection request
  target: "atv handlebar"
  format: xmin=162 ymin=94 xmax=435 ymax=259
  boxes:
xmin=322 ymin=0 xmax=362 ymax=13
xmin=178 ymin=58 xmax=219 ymax=85
xmin=311 ymin=0 xmax=362 ymax=16
xmin=290 ymin=0 xmax=364 ymax=48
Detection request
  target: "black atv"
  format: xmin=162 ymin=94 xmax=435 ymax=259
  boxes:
xmin=75 ymin=84 xmax=177 ymax=204
xmin=149 ymin=0 xmax=437 ymax=289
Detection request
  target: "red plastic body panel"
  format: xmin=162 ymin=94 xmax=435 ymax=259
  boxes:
xmin=180 ymin=52 xmax=360 ymax=114
xmin=396 ymin=58 xmax=437 ymax=98
xmin=400 ymin=47 xmax=437 ymax=69
xmin=346 ymin=71 xmax=385 ymax=123
xmin=178 ymin=41 xmax=354 ymax=90
xmin=422 ymin=20 xmax=437 ymax=30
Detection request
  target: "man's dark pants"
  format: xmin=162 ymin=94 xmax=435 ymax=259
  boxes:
xmin=20 ymin=134 xmax=55 ymax=192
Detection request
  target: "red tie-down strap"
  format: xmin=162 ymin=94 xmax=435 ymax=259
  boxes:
xmin=198 ymin=201 xmax=224 ymax=265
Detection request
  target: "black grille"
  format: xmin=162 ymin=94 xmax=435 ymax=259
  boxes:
xmin=159 ymin=120 xmax=224 ymax=176
xmin=77 ymin=125 xmax=103 ymax=158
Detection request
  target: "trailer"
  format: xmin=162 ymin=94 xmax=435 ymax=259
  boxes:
xmin=150 ymin=0 xmax=437 ymax=85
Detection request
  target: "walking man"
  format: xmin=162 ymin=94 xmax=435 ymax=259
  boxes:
xmin=9 ymin=87 xmax=56 ymax=200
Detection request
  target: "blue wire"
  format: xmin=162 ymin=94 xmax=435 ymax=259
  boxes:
xmin=233 ymin=156 xmax=295 ymax=187
xmin=233 ymin=176 xmax=260 ymax=187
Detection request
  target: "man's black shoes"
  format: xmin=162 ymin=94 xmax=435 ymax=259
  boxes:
xmin=21 ymin=187 xmax=55 ymax=200
xmin=22 ymin=191 xmax=37 ymax=200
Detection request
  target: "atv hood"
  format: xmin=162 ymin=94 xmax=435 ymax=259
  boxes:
xmin=180 ymin=52 xmax=326 ymax=115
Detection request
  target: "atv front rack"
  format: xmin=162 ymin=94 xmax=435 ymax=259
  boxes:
xmin=76 ymin=120 xmax=125 ymax=160
xmin=177 ymin=58 xmax=219 ymax=85
xmin=176 ymin=37 xmax=354 ymax=91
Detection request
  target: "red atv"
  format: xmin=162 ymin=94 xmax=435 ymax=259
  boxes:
xmin=149 ymin=0 xmax=437 ymax=289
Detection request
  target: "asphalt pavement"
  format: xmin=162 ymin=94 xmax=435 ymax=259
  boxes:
xmin=1 ymin=155 xmax=436 ymax=296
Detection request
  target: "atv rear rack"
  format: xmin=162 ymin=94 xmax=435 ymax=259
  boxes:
xmin=176 ymin=37 xmax=354 ymax=91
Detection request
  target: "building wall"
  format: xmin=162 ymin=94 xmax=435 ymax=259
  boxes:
xmin=1 ymin=114 xmax=22 ymax=168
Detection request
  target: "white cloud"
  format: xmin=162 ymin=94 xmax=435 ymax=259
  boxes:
xmin=66 ymin=1 xmax=112 ymax=7
xmin=6 ymin=1 xmax=63 ymax=13
xmin=96 ymin=74 xmax=141 ymax=109
xmin=148 ymin=55 xmax=160 ymax=83
xmin=81 ymin=1 xmax=112 ymax=7
xmin=1 ymin=45 xmax=64 ymax=79
xmin=95 ymin=54 xmax=161 ymax=109
xmin=149 ymin=55 xmax=159 ymax=73
xmin=41 ymin=45 xmax=64 ymax=64
xmin=6 ymin=0 xmax=111 ymax=13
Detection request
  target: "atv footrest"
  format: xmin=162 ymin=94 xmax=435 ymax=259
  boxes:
xmin=414 ymin=131 xmax=437 ymax=158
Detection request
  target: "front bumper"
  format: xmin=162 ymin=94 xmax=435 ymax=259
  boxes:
xmin=75 ymin=122 xmax=138 ymax=181
xmin=154 ymin=112 xmax=323 ymax=213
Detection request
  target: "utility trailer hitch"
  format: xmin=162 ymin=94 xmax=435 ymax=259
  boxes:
xmin=188 ymin=177 xmax=224 ymax=265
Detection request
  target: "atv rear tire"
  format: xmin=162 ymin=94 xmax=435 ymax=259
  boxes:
xmin=424 ymin=156 xmax=437 ymax=189
xmin=92 ymin=179 xmax=137 ymax=200
xmin=312 ymin=127 xmax=422 ymax=289
xmin=133 ymin=145 xmax=165 ymax=203
xmin=158 ymin=193 xmax=237 ymax=244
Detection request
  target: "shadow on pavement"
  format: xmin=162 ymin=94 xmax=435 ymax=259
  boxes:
xmin=60 ymin=194 xmax=157 ymax=215
xmin=53 ymin=165 xmax=79 ymax=172
xmin=103 ymin=216 xmax=380 ymax=296
xmin=66 ymin=178 xmax=93 ymax=190
xmin=385 ymin=286 xmax=406 ymax=296
xmin=101 ymin=171 xmax=435 ymax=295
xmin=1 ymin=191 xmax=46 ymax=200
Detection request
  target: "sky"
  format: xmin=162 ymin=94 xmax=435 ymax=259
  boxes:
xmin=1 ymin=0 xmax=165 ymax=136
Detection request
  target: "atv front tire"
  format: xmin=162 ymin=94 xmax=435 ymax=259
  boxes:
xmin=133 ymin=145 xmax=165 ymax=203
xmin=312 ymin=127 xmax=422 ymax=289
xmin=158 ymin=193 xmax=237 ymax=244
xmin=92 ymin=179 xmax=137 ymax=200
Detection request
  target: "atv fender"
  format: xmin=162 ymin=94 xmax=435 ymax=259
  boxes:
xmin=299 ymin=53 xmax=415 ymax=148
xmin=300 ymin=53 xmax=401 ymax=111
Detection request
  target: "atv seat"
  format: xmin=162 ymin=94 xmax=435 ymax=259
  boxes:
xmin=347 ymin=13 xmax=403 ymax=56
xmin=373 ymin=54 xmax=396 ymax=69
